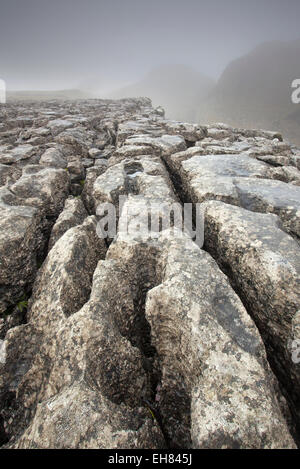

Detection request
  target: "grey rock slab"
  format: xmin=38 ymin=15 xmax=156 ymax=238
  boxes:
xmin=48 ymin=196 xmax=88 ymax=251
xmin=92 ymin=156 xmax=177 ymax=211
xmin=203 ymin=201 xmax=300 ymax=430
xmin=0 ymin=145 xmax=36 ymax=164
xmin=47 ymin=119 xmax=74 ymax=135
xmin=181 ymin=153 xmax=273 ymax=179
xmin=0 ymin=202 xmax=42 ymax=313
xmin=8 ymin=166 xmax=70 ymax=216
xmin=0 ymin=164 xmax=21 ymax=186
xmin=13 ymin=382 xmax=163 ymax=449
xmin=55 ymin=127 xmax=94 ymax=156
xmin=0 ymin=217 xmax=108 ymax=442
xmin=39 ymin=148 xmax=67 ymax=169
xmin=27 ymin=216 xmax=107 ymax=330
xmin=124 ymin=134 xmax=186 ymax=156
xmin=169 ymin=153 xmax=300 ymax=238
xmin=6 ymin=253 xmax=162 ymax=448
xmin=161 ymin=120 xmax=207 ymax=142
xmin=145 ymin=230 xmax=296 ymax=448
xmin=81 ymin=165 xmax=108 ymax=213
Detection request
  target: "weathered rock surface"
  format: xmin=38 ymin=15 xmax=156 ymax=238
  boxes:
xmin=39 ymin=147 xmax=67 ymax=169
xmin=0 ymin=203 xmax=40 ymax=312
xmin=0 ymin=98 xmax=299 ymax=448
xmin=202 ymin=201 xmax=300 ymax=432
xmin=48 ymin=196 xmax=87 ymax=251
xmin=164 ymin=151 xmax=300 ymax=237
xmin=146 ymin=231 xmax=295 ymax=448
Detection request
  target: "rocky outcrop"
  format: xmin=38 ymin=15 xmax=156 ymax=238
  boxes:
xmin=146 ymin=232 xmax=295 ymax=448
xmin=0 ymin=166 xmax=70 ymax=314
xmin=48 ymin=196 xmax=87 ymax=251
xmin=0 ymin=98 xmax=299 ymax=448
xmin=202 ymin=202 xmax=300 ymax=431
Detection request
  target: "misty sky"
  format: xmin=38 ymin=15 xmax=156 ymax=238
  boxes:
xmin=1 ymin=0 xmax=300 ymax=91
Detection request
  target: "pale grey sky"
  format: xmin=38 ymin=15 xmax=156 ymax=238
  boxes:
xmin=0 ymin=0 xmax=300 ymax=90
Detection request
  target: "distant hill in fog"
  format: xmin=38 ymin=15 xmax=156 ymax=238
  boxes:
xmin=197 ymin=39 xmax=300 ymax=145
xmin=109 ymin=65 xmax=215 ymax=122
xmin=7 ymin=41 xmax=300 ymax=147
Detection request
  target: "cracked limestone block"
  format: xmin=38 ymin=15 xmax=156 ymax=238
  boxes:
xmin=244 ymin=141 xmax=293 ymax=162
xmin=236 ymin=128 xmax=283 ymax=141
xmin=91 ymin=155 xmax=178 ymax=234
xmin=159 ymin=120 xmax=207 ymax=142
xmin=111 ymin=144 xmax=155 ymax=166
xmin=206 ymin=127 xmax=233 ymax=140
xmin=163 ymin=145 xmax=270 ymax=178
xmin=165 ymin=151 xmax=274 ymax=183
xmin=145 ymin=230 xmax=296 ymax=449
xmin=3 ymin=165 xmax=71 ymax=246
xmin=55 ymin=127 xmax=95 ymax=157
xmin=39 ymin=147 xmax=67 ymax=169
xmin=7 ymin=166 xmax=70 ymax=215
xmin=28 ymin=216 xmax=107 ymax=331
xmin=194 ymin=140 xmax=249 ymax=155
xmin=23 ymin=127 xmax=51 ymax=139
xmin=0 ymin=145 xmax=36 ymax=164
xmin=13 ymin=382 xmax=163 ymax=449
xmin=0 ymin=164 xmax=21 ymax=186
xmin=176 ymin=152 xmax=300 ymax=186
xmin=202 ymin=201 xmax=300 ymax=431
xmin=268 ymin=166 xmax=300 ymax=186
xmin=0 ymin=201 xmax=42 ymax=313
xmin=185 ymin=176 xmax=300 ymax=228
xmin=167 ymin=146 xmax=210 ymax=165
xmin=116 ymin=120 xmax=163 ymax=146
xmin=255 ymin=153 xmax=298 ymax=168
xmin=88 ymin=147 xmax=103 ymax=158
xmin=0 ymin=166 xmax=70 ymax=262
xmin=179 ymin=153 xmax=274 ymax=180
xmin=47 ymin=119 xmax=74 ymax=136
xmin=81 ymin=165 xmax=108 ymax=214
xmin=192 ymin=134 xmax=291 ymax=164
xmin=81 ymin=158 xmax=94 ymax=168
xmin=8 ymin=257 xmax=163 ymax=448
xmin=124 ymin=134 xmax=186 ymax=156
xmin=92 ymin=161 xmax=127 ymax=209
xmin=1 ymin=97 xmax=300 ymax=449
xmin=167 ymin=152 xmax=300 ymax=238
xmin=48 ymin=196 xmax=88 ymax=251
xmin=0 ymin=216 xmax=108 ymax=442
xmin=231 ymin=178 xmax=300 ymax=237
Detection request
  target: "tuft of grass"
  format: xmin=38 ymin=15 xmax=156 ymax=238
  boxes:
xmin=16 ymin=294 xmax=29 ymax=313
xmin=17 ymin=300 xmax=28 ymax=313
xmin=1 ymin=293 xmax=29 ymax=318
